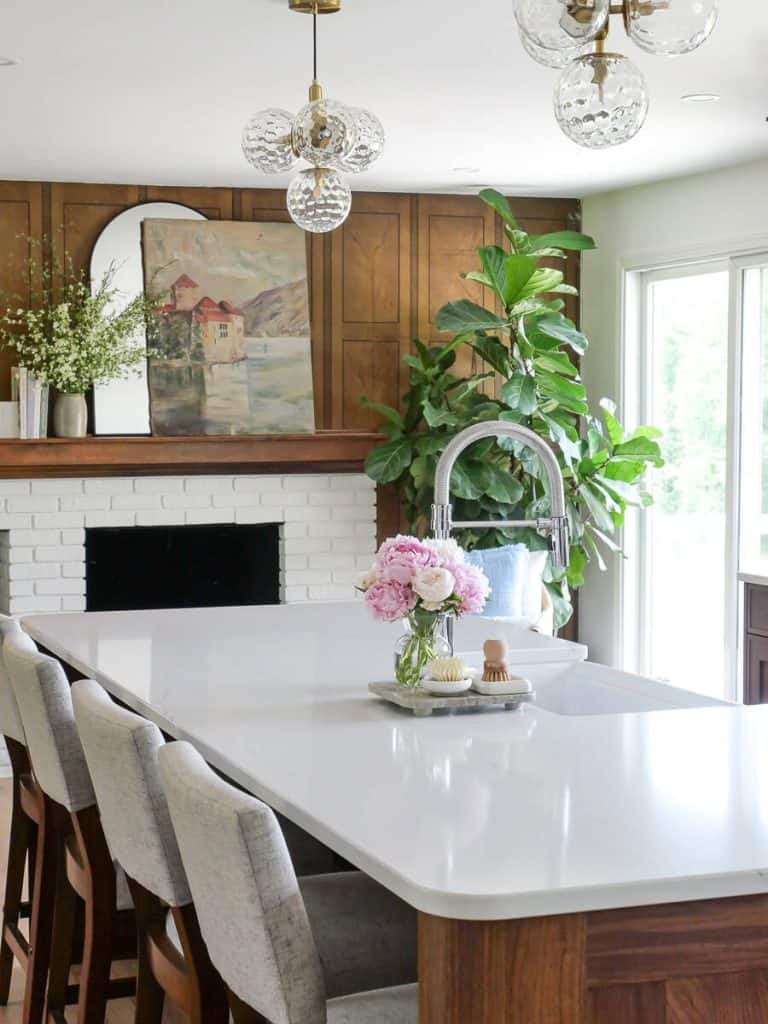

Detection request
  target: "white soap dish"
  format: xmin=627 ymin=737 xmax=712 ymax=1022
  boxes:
xmin=472 ymin=676 xmax=533 ymax=697
xmin=422 ymin=677 xmax=473 ymax=697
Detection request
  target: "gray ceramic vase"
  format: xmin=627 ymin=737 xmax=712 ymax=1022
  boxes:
xmin=53 ymin=392 xmax=88 ymax=438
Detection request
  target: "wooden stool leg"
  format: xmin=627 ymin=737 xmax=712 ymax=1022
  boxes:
xmin=0 ymin=769 xmax=34 ymax=1004
xmin=22 ymin=792 xmax=58 ymax=1024
xmin=44 ymin=842 xmax=79 ymax=1023
xmin=71 ymin=807 xmax=117 ymax=1024
xmin=172 ymin=904 xmax=229 ymax=1024
xmin=127 ymin=880 xmax=165 ymax=1024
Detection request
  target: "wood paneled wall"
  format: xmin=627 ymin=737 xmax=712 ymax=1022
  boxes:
xmin=0 ymin=180 xmax=581 ymax=637
xmin=0 ymin=180 xmax=581 ymax=420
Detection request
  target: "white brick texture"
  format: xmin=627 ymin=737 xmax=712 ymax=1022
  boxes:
xmin=0 ymin=473 xmax=377 ymax=615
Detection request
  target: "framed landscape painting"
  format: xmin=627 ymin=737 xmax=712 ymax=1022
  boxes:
xmin=142 ymin=219 xmax=315 ymax=435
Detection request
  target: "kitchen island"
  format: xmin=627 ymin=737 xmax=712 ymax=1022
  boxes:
xmin=22 ymin=602 xmax=768 ymax=1023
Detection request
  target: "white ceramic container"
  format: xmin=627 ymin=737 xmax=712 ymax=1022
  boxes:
xmin=472 ymin=675 xmax=533 ymax=697
xmin=422 ymin=677 xmax=473 ymax=696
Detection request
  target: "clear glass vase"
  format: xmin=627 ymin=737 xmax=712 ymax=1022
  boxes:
xmin=394 ymin=611 xmax=452 ymax=689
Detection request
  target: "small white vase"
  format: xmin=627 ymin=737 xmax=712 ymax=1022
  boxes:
xmin=53 ymin=392 xmax=88 ymax=438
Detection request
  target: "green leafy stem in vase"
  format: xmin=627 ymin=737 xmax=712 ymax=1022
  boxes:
xmin=0 ymin=239 xmax=159 ymax=394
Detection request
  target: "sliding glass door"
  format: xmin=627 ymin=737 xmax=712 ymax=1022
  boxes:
xmin=624 ymin=254 xmax=768 ymax=701
xmin=738 ymin=261 xmax=768 ymax=571
xmin=625 ymin=263 xmax=731 ymax=698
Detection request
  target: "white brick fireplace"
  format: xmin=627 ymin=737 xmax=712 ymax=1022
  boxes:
xmin=0 ymin=473 xmax=377 ymax=616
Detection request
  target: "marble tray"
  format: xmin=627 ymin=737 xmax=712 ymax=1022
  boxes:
xmin=368 ymin=681 xmax=535 ymax=717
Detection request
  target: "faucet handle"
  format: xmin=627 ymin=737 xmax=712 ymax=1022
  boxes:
xmin=430 ymin=503 xmax=452 ymax=540
xmin=549 ymin=516 xmax=570 ymax=570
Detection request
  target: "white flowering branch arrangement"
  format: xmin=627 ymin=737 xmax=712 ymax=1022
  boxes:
xmin=0 ymin=240 xmax=158 ymax=394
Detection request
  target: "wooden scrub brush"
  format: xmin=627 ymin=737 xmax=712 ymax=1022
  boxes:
xmin=482 ymin=638 xmax=511 ymax=683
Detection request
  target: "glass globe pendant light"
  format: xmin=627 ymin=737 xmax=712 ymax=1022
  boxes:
xmin=241 ymin=0 xmax=384 ymax=232
xmin=287 ymin=168 xmax=352 ymax=232
xmin=554 ymin=48 xmax=649 ymax=148
xmin=520 ymin=27 xmax=592 ymax=69
xmin=623 ymin=0 xmax=718 ymax=56
xmin=515 ymin=0 xmax=718 ymax=148
xmin=514 ymin=0 xmax=610 ymax=52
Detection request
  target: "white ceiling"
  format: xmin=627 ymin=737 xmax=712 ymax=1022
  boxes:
xmin=2 ymin=0 xmax=765 ymax=197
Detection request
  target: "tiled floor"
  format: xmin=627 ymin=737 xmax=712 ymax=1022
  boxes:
xmin=0 ymin=777 xmax=185 ymax=1023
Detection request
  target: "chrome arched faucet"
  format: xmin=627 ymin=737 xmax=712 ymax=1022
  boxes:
xmin=431 ymin=421 xmax=570 ymax=569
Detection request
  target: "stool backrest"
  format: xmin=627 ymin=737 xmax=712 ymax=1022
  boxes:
xmin=4 ymin=634 xmax=95 ymax=813
xmin=72 ymin=679 xmax=191 ymax=907
xmin=159 ymin=741 xmax=326 ymax=1024
xmin=0 ymin=615 xmax=29 ymax=744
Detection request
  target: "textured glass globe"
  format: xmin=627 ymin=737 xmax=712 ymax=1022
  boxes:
xmin=624 ymin=0 xmax=718 ymax=55
xmin=292 ymin=98 xmax=357 ymax=169
xmin=554 ymin=53 xmax=649 ymax=149
xmin=338 ymin=108 xmax=385 ymax=172
xmin=241 ymin=108 xmax=297 ymax=174
xmin=520 ymin=27 xmax=591 ymax=68
xmin=514 ymin=0 xmax=609 ymax=50
xmin=287 ymin=168 xmax=352 ymax=233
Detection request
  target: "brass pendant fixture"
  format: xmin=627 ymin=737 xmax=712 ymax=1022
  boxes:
xmin=289 ymin=0 xmax=341 ymax=12
xmin=515 ymin=0 xmax=719 ymax=149
xmin=242 ymin=0 xmax=384 ymax=233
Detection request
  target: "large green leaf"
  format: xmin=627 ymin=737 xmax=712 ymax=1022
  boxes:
xmin=502 ymin=254 xmax=538 ymax=306
xmin=602 ymin=460 xmax=646 ymax=483
xmin=434 ymin=299 xmax=506 ymax=335
xmin=364 ymin=439 xmax=413 ymax=483
xmin=613 ymin=436 xmax=664 ymax=466
xmin=537 ymin=372 xmax=588 ymax=414
xmin=501 ymin=373 xmax=537 ymax=415
xmin=470 ymin=335 xmax=511 ymax=376
xmin=577 ymin=482 xmax=615 ymax=533
xmin=359 ymin=398 xmax=404 ymax=432
xmin=409 ymin=455 xmax=436 ymax=490
xmin=529 ymin=230 xmax=597 ymax=252
xmin=566 ymin=544 xmax=588 ymax=587
xmin=461 ymin=270 xmax=493 ymax=288
xmin=523 ymin=313 xmax=588 ymax=355
xmin=518 ymin=268 xmax=564 ymax=300
xmin=478 ymin=246 xmax=508 ymax=302
xmin=485 ymin=465 xmax=524 ymax=504
xmin=447 ymin=372 xmax=495 ymax=404
xmin=599 ymin=397 xmax=623 ymax=446
xmin=478 ymin=189 xmax=520 ymax=230
xmin=450 ymin=460 xmax=490 ymax=500
xmin=415 ymin=434 xmax=446 ymax=456
xmin=423 ymin=401 xmax=457 ymax=429
xmin=533 ymin=352 xmax=579 ymax=378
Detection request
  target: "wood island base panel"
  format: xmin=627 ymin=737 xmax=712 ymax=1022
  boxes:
xmin=419 ymin=895 xmax=768 ymax=1023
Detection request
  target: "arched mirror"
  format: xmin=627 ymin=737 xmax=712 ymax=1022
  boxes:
xmin=90 ymin=202 xmax=207 ymax=435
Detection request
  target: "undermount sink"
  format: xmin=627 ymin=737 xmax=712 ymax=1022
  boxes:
xmin=456 ymin=620 xmax=729 ymax=717
xmin=525 ymin=661 xmax=730 ymax=716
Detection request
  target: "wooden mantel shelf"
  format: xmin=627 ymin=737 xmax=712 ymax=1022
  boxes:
xmin=0 ymin=432 xmax=384 ymax=479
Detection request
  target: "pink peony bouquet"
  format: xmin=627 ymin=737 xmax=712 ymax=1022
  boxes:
xmin=359 ymin=535 xmax=490 ymax=623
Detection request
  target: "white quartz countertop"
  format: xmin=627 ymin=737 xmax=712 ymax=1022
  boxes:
xmin=22 ymin=603 xmax=768 ymax=921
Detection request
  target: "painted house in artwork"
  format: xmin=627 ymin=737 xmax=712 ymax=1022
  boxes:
xmin=154 ymin=274 xmax=246 ymax=364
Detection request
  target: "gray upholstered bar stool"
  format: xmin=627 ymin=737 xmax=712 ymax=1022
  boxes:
xmin=0 ymin=618 xmax=47 ymax=1023
xmin=159 ymin=740 xmax=418 ymax=1024
xmin=3 ymin=635 xmax=136 ymax=1024
xmin=71 ymin=679 xmax=229 ymax=1024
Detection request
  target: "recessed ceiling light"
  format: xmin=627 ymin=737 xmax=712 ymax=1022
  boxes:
xmin=681 ymin=93 xmax=720 ymax=103
xmin=0 ymin=57 xmax=19 ymax=67
xmin=451 ymin=166 xmax=481 ymax=174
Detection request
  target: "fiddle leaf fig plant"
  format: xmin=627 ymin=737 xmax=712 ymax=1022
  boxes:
xmin=363 ymin=190 xmax=663 ymax=627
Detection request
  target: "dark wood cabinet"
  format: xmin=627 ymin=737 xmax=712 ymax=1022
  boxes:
xmin=743 ymin=582 xmax=768 ymax=703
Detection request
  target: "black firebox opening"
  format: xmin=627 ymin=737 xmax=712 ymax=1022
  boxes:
xmin=85 ymin=523 xmax=280 ymax=612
